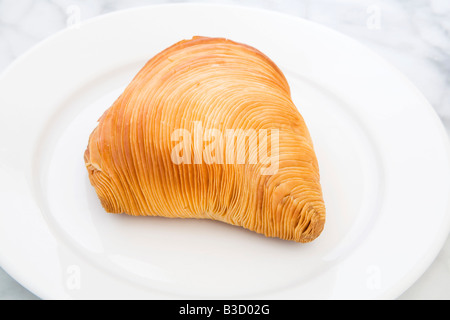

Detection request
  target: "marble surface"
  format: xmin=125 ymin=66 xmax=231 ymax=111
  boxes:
xmin=0 ymin=0 xmax=449 ymax=300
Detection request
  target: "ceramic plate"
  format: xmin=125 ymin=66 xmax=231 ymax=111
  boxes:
xmin=0 ymin=4 xmax=449 ymax=299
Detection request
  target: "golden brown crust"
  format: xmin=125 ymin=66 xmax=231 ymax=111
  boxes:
xmin=84 ymin=36 xmax=326 ymax=243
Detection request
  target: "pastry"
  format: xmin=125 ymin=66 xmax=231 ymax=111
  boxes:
xmin=84 ymin=36 xmax=325 ymax=242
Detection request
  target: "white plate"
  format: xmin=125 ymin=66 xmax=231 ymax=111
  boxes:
xmin=0 ymin=4 xmax=449 ymax=300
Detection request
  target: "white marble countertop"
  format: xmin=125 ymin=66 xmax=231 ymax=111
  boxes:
xmin=0 ymin=0 xmax=449 ymax=300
